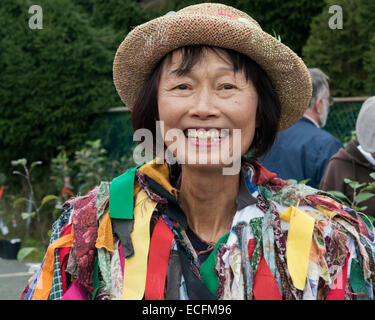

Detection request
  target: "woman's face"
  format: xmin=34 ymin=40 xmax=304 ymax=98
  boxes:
xmin=157 ymin=48 xmax=258 ymax=172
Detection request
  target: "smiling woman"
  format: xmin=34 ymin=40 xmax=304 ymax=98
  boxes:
xmin=132 ymin=45 xmax=281 ymax=166
xmin=22 ymin=3 xmax=375 ymax=301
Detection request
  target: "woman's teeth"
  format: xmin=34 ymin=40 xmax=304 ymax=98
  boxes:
xmin=186 ymin=129 xmax=229 ymax=140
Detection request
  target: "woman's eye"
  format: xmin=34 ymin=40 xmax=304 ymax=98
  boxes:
xmin=175 ymin=84 xmax=188 ymax=90
xmin=222 ymin=84 xmax=235 ymax=90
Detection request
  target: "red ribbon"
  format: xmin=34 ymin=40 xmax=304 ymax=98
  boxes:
xmin=251 ymin=162 xmax=277 ymax=185
xmin=59 ymin=223 xmax=73 ymax=294
xmin=326 ymin=248 xmax=350 ymax=300
xmin=145 ymin=217 xmax=174 ymax=300
xmin=248 ymin=238 xmax=282 ymax=300
xmin=0 ymin=185 xmax=4 ymax=200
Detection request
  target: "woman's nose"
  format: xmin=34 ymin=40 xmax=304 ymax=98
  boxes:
xmin=188 ymin=88 xmax=220 ymax=119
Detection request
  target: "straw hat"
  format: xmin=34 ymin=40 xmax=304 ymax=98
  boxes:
xmin=113 ymin=2 xmax=312 ymax=131
xmin=356 ymin=96 xmax=375 ymax=153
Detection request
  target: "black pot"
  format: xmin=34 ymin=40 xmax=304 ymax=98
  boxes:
xmin=0 ymin=239 xmax=21 ymax=259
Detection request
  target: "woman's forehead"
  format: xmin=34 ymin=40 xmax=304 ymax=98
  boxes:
xmin=160 ymin=47 xmax=237 ymax=79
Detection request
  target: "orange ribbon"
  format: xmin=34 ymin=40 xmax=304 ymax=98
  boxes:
xmin=32 ymin=227 xmax=74 ymax=300
xmin=95 ymin=209 xmax=114 ymax=253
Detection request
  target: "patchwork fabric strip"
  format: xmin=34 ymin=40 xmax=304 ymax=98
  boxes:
xmin=24 ymin=161 xmax=375 ymax=301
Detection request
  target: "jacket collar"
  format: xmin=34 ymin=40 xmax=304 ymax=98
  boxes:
xmin=358 ymin=145 xmax=375 ymax=167
xmin=345 ymin=140 xmax=375 ymax=169
xmin=235 ymin=166 xmax=258 ymax=210
xmin=302 ymin=115 xmax=320 ymax=128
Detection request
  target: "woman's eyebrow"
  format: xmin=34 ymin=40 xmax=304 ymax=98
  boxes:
xmin=167 ymin=66 xmax=234 ymax=78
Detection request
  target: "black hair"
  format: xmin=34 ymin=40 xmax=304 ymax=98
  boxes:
xmin=131 ymin=45 xmax=281 ymax=161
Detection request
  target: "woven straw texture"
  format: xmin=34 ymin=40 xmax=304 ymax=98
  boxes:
xmin=113 ymin=3 xmax=312 ymax=131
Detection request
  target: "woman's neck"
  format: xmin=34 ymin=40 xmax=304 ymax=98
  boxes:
xmin=178 ymin=165 xmax=240 ymax=243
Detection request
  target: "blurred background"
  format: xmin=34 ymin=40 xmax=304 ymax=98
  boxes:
xmin=0 ymin=0 xmax=374 ymax=264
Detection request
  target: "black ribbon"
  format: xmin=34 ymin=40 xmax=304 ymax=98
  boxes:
xmin=143 ymin=174 xmax=188 ymax=228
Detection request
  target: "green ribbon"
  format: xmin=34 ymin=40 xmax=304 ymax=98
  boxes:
xmin=200 ymin=232 xmax=230 ymax=296
xmin=92 ymin=258 xmax=100 ymax=300
xmin=109 ymin=165 xmax=142 ymax=220
xmin=249 ymin=217 xmax=263 ymax=273
xmin=350 ymin=258 xmax=369 ymax=300
xmin=358 ymin=212 xmax=373 ymax=231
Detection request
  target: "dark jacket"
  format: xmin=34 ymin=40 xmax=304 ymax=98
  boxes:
xmin=259 ymin=117 xmax=343 ymax=189
xmin=320 ymin=140 xmax=375 ymax=216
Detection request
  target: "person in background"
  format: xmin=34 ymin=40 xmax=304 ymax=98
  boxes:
xmin=320 ymin=96 xmax=375 ymax=216
xmin=259 ymin=68 xmax=343 ymax=189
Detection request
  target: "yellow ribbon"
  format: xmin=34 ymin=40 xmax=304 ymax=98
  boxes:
xmin=121 ymin=189 xmax=157 ymax=300
xmin=315 ymin=205 xmax=337 ymax=218
xmin=280 ymin=206 xmax=315 ymax=290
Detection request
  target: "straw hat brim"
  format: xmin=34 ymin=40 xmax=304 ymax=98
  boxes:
xmin=113 ymin=3 xmax=312 ymax=132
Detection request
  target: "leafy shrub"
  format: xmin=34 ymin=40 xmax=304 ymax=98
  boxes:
xmin=0 ymin=0 xmax=121 ymax=177
xmin=302 ymin=0 xmax=375 ymax=96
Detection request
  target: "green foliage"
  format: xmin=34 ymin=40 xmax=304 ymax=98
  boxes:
xmin=141 ymin=0 xmax=175 ymax=13
xmin=287 ymin=178 xmax=311 ymax=185
xmin=50 ymin=146 xmax=71 ymax=196
xmin=19 ymin=237 xmax=45 ymax=262
xmin=71 ymin=0 xmax=95 ymax=15
xmin=0 ymin=174 xmax=18 ymax=238
xmin=1 ymin=139 xmax=135 ymax=260
xmin=17 ymin=247 xmax=37 ymax=262
xmin=328 ymin=172 xmax=375 ymax=213
xmin=324 ymin=100 xmax=362 ymax=143
xmin=0 ymin=173 xmax=7 ymax=223
xmin=73 ymin=139 xmax=108 ymax=194
xmin=0 ymin=0 xmax=121 ymax=176
xmin=171 ymin=0 xmax=325 ymax=55
xmin=12 ymin=158 xmax=58 ymax=247
xmin=364 ymin=34 xmax=375 ymax=94
xmin=302 ymin=0 xmax=375 ymax=96
xmin=357 ymin=0 xmax=375 ymax=94
xmin=238 ymin=0 xmax=325 ymax=55
xmin=87 ymin=111 xmax=136 ymax=161
xmin=50 ymin=139 xmax=136 ymax=197
xmin=72 ymin=139 xmax=136 ymax=192
xmin=92 ymin=0 xmax=325 ymax=55
xmin=92 ymin=0 xmax=149 ymax=33
xmin=343 ymin=130 xmax=357 ymax=148
xmin=357 ymin=0 xmax=375 ymax=39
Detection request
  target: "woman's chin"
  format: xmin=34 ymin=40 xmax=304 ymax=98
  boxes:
xmin=170 ymin=153 xmax=241 ymax=173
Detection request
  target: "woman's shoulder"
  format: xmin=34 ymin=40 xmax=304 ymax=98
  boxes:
xmin=255 ymin=162 xmax=374 ymax=234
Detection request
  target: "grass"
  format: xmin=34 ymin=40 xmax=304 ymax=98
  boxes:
xmin=20 ymin=236 xmax=45 ymax=262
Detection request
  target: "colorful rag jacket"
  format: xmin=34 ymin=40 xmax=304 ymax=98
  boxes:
xmin=20 ymin=159 xmax=375 ymax=300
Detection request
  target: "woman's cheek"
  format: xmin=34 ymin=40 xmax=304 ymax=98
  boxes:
xmin=241 ymin=120 xmax=256 ymax=152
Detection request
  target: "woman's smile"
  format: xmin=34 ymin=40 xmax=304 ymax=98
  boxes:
xmin=184 ymin=127 xmax=230 ymax=147
xmin=157 ymin=48 xmax=258 ymax=169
